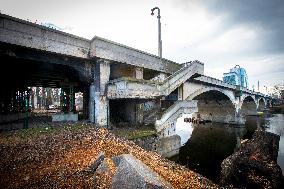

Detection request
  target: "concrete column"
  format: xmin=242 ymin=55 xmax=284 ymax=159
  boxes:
xmin=135 ymin=67 xmax=143 ymax=79
xmin=83 ymin=86 xmax=89 ymax=119
xmin=89 ymin=59 xmax=110 ymax=127
xmin=136 ymin=103 xmax=144 ymax=124
xmin=178 ymin=84 xmax=183 ymax=100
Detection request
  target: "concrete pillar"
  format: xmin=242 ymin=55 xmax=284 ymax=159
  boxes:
xmin=135 ymin=67 xmax=143 ymax=79
xmin=89 ymin=59 xmax=110 ymax=127
xmin=178 ymin=84 xmax=183 ymax=100
xmin=136 ymin=103 xmax=144 ymax=124
xmin=83 ymin=86 xmax=89 ymax=119
xmin=70 ymin=88 xmax=76 ymax=112
xmin=234 ymin=102 xmax=246 ymax=125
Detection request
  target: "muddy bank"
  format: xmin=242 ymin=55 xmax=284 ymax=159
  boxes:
xmin=220 ymin=130 xmax=283 ymax=188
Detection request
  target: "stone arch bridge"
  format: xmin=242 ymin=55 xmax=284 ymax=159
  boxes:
xmin=0 ymin=14 xmax=269 ymax=135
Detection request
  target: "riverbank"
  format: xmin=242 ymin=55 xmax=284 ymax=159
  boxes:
xmin=220 ymin=129 xmax=283 ymax=188
xmin=0 ymin=123 xmax=218 ymax=188
xmin=270 ymin=105 xmax=284 ymax=114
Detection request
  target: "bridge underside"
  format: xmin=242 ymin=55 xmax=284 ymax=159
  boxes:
xmin=0 ymin=42 xmax=93 ymax=129
xmin=193 ymin=90 xmax=237 ymax=124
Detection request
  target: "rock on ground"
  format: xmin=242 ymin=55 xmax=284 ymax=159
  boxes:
xmin=96 ymin=154 xmax=173 ymax=189
xmin=220 ymin=130 xmax=283 ymax=188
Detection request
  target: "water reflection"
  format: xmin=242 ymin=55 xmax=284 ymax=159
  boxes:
xmin=173 ymin=114 xmax=284 ymax=182
xmin=265 ymin=114 xmax=284 ymax=175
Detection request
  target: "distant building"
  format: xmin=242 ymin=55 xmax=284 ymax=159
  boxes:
xmin=223 ymin=65 xmax=249 ymax=88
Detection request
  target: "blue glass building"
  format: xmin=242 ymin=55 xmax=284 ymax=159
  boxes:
xmin=223 ymin=65 xmax=249 ymax=88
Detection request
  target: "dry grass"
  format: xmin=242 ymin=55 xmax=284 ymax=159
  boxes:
xmin=0 ymin=123 xmax=218 ymax=188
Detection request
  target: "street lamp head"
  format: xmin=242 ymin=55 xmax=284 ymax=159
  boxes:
xmin=151 ymin=7 xmax=160 ymax=17
xmin=151 ymin=7 xmax=156 ymax=12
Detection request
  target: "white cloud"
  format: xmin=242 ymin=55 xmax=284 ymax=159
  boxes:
xmin=196 ymin=25 xmax=257 ymax=54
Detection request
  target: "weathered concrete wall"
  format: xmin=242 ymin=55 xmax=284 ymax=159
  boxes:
xmin=142 ymin=100 xmax=160 ymax=125
xmin=52 ymin=113 xmax=78 ymax=122
xmin=194 ymin=100 xmax=236 ymax=123
xmin=110 ymin=64 xmax=144 ymax=80
xmin=110 ymin=64 xmax=136 ymax=79
xmin=109 ymin=99 xmax=159 ymax=125
xmin=156 ymin=134 xmax=181 ymax=158
xmin=107 ymin=78 xmax=159 ymax=99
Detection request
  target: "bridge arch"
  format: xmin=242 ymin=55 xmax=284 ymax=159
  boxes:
xmin=257 ymin=97 xmax=266 ymax=110
xmin=186 ymin=87 xmax=236 ymax=105
xmin=186 ymin=88 xmax=237 ymax=123
xmin=239 ymin=95 xmax=257 ymax=116
xmin=239 ymin=94 xmax=257 ymax=109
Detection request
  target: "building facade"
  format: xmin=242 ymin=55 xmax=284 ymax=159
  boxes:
xmin=223 ymin=65 xmax=249 ymax=88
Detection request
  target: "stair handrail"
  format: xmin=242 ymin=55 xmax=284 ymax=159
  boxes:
xmin=155 ymin=100 xmax=197 ymax=131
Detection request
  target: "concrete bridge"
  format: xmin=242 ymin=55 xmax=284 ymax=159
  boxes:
xmin=0 ymin=14 xmax=269 ymax=136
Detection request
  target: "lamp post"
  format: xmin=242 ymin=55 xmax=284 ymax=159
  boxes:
xmin=151 ymin=7 xmax=162 ymax=58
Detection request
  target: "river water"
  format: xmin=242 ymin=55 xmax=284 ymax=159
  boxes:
xmin=173 ymin=113 xmax=284 ymax=182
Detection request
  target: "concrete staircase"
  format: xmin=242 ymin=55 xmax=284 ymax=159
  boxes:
xmin=107 ymin=60 xmax=204 ymax=99
xmin=155 ymin=100 xmax=198 ymax=137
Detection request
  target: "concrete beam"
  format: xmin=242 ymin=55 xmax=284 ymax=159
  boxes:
xmin=0 ymin=14 xmax=90 ymax=58
xmin=90 ymin=36 xmax=181 ymax=74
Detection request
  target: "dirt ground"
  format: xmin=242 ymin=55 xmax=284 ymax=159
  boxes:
xmin=0 ymin=123 xmax=218 ymax=188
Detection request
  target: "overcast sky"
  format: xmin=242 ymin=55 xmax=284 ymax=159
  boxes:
xmin=1 ymin=0 xmax=283 ymax=91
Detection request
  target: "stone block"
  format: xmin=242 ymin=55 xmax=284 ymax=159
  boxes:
xmin=156 ymin=135 xmax=181 ymax=158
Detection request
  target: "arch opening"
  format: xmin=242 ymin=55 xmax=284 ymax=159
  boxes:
xmin=240 ymin=96 xmax=257 ymax=116
xmin=192 ymin=90 xmax=237 ymax=123
xmin=258 ymin=98 xmax=266 ymax=111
